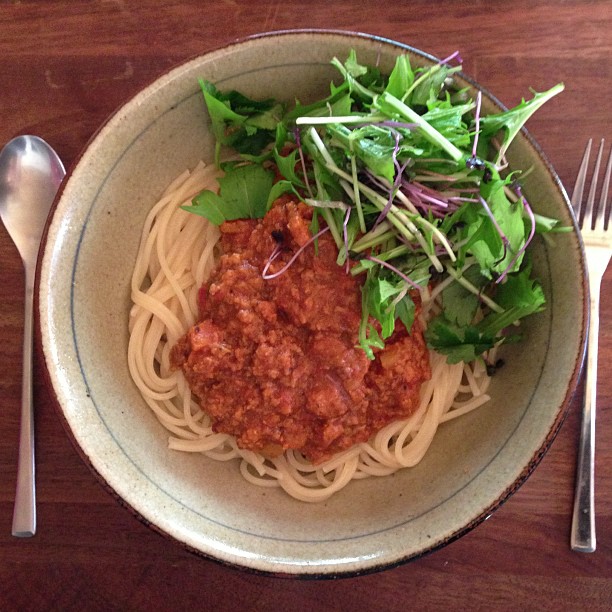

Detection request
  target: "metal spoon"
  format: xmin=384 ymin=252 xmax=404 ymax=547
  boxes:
xmin=0 ymin=135 xmax=65 ymax=537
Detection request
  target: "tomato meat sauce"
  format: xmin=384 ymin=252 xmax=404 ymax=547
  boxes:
xmin=171 ymin=198 xmax=431 ymax=463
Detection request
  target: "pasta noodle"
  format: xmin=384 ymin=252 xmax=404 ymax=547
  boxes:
xmin=127 ymin=162 xmax=493 ymax=502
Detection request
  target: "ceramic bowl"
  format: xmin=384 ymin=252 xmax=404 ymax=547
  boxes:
xmin=37 ymin=30 xmax=586 ymax=577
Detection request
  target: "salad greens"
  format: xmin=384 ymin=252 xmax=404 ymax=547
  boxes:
xmin=183 ymin=50 xmax=566 ymax=364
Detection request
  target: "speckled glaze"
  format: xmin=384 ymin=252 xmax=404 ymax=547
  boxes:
xmin=37 ymin=30 xmax=586 ymax=577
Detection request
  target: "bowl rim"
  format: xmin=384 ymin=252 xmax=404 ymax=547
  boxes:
xmin=34 ymin=28 xmax=588 ymax=578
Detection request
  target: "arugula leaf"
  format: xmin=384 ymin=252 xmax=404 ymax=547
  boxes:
xmin=365 ymin=275 xmax=401 ymax=339
xmin=477 ymin=263 xmax=546 ymax=335
xmin=385 ymin=54 xmax=414 ymax=99
xmin=200 ymin=79 xmax=282 ymax=163
xmin=482 ymin=177 xmax=526 ymax=275
xmin=330 ymin=51 xmax=383 ymax=103
xmin=273 ymin=148 xmax=305 ymax=187
xmin=425 ymin=316 xmax=497 ymax=364
xmin=533 ymin=212 xmax=570 ymax=233
xmin=395 ymin=295 xmax=416 ymax=332
xmin=410 ymin=64 xmax=459 ymax=108
xmin=359 ymin=282 xmax=385 ymax=360
xmin=374 ymin=91 xmax=465 ymax=162
xmin=266 ymin=179 xmax=300 ymax=211
xmin=441 ymin=266 xmax=485 ymax=327
xmin=479 ymin=83 xmax=564 ymax=161
xmin=426 ymin=263 xmax=545 ymax=363
xmin=452 ymin=175 xmax=526 ymax=278
xmin=182 ymin=164 xmax=274 ymax=224
xmin=361 ymin=261 xmax=417 ymax=339
xmin=326 ymin=123 xmax=397 ymax=183
xmin=283 ymin=82 xmax=350 ymax=122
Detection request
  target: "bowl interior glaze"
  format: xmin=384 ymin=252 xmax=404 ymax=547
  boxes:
xmin=38 ymin=30 xmax=586 ymax=576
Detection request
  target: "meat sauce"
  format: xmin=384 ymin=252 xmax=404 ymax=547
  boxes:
xmin=171 ymin=198 xmax=431 ymax=463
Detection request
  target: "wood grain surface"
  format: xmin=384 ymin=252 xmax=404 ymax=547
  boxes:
xmin=0 ymin=1 xmax=610 ymax=610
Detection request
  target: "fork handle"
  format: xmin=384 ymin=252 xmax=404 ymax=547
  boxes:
xmin=570 ymin=267 xmax=603 ymax=552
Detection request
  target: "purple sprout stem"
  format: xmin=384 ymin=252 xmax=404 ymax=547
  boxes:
xmin=262 ymin=226 xmax=331 ymax=280
xmin=373 ymin=155 xmax=411 ymax=230
xmin=365 ymin=255 xmax=421 ymax=290
xmin=440 ymin=50 xmax=462 ymax=66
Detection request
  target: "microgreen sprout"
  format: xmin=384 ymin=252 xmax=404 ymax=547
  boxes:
xmin=262 ymin=226 xmax=331 ymax=280
xmin=365 ymin=255 xmax=421 ymax=290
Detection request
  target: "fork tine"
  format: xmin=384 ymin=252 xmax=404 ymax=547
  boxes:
xmin=595 ymin=142 xmax=611 ymax=231
xmin=582 ymin=139 xmax=604 ymax=230
xmin=571 ymin=138 xmax=592 ymax=220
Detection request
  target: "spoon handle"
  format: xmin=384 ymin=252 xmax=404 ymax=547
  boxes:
xmin=12 ymin=264 xmax=36 ymax=537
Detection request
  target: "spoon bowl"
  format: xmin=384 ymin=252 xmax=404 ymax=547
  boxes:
xmin=0 ymin=134 xmax=65 ymax=537
xmin=0 ymin=135 xmax=65 ymax=264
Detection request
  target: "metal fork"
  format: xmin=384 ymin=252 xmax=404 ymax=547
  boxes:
xmin=570 ymin=138 xmax=612 ymax=552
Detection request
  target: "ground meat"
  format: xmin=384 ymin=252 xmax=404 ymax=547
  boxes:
xmin=171 ymin=198 xmax=431 ymax=464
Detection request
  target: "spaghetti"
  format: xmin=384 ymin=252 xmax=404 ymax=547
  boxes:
xmin=128 ymin=162 xmax=493 ymax=502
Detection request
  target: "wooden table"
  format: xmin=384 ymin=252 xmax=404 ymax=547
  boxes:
xmin=1 ymin=2 xmax=610 ymax=610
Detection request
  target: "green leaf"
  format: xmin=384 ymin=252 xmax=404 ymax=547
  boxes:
xmin=182 ymin=164 xmax=274 ymax=224
xmin=385 ymin=54 xmax=415 ymax=98
xmin=395 ymin=295 xmax=416 ymax=332
xmin=363 ymin=271 xmax=395 ymax=339
xmin=441 ymin=266 xmax=485 ymax=326
xmin=359 ymin=284 xmax=384 ymax=360
xmin=181 ymin=190 xmax=227 ymax=225
xmin=477 ymin=263 xmax=546 ymax=335
xmin=344 ymin=49 xmax=369 ymax=78
xmin=194 ymin=55 xmax=562 ymax=362
xmin=336 ymin=209 xmax=361 ymax=265
xmin=362 ymin=264 xmax=418 ymax=340
xmin=455 ymin=202 xmax=504 ymax=274
xmin=410 ymin=64 xmax=458 ymax=107
xmin=532 ymin=212 xmax=567 ymax=233
xmin=479 ymin=83 xmax=564 ymax=161
xmin=427 ymin=262 xmax=546 ymax=364
xmin=421 ymin=101 xmax=473 ymax=148
xmin=330 ymin=51 xmax=380 ymax=102
xmin=454 ymin=176 xmax=527 ymax=278
xmin=326 ymin=123 xmax=397 ymax=183
xmin=374 ymin=91 xmax=465 ymax=162
xmin=206 ymin=83 xmax=277 ymax=115
xmin=199 ymin=79 xmax=280 ymax=163
xmin=482 ymin=178 xmax=526 ymax=275
xmin=273 ymin=148 xmax=305 ymax=186
xmin=284 ymin=82 xmax=350 ymax=122
xmin=275 ymin=121 xmax=289 ymax=150
xmin=425 ymin=315 xmax=497 ymax=364
xmin=266 ymin=180 xmax=300 ymax=210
